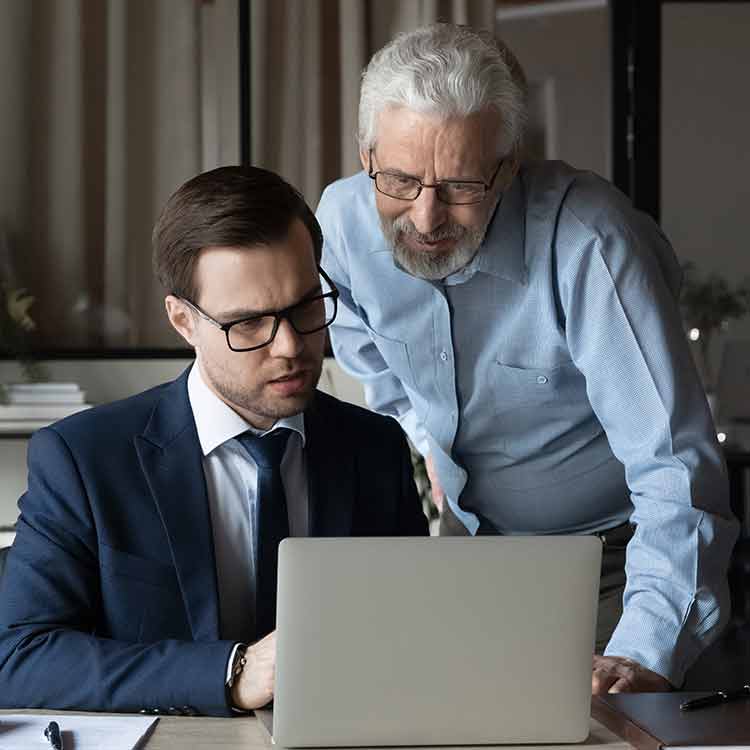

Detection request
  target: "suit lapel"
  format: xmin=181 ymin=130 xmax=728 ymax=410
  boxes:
xmin=305 ymin=393 xmax=356 ymax=536
xmin=135 ymin=369 xmax=220 ymax=641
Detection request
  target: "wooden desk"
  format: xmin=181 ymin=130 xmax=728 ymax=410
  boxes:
xmin=0 ymin=711 xmax=631 ymax=749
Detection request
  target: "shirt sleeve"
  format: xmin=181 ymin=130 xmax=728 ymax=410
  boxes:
xmin=317 ymin=184 xmax=429 ymax=456
xmin=558 ymin=201 xmax=739 ymax=685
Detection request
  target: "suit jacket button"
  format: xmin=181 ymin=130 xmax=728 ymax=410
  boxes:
xmin=182 ymin=705 xmax=198 ymax=716
xmin=167 ymin=706 xmax=182 ymax=715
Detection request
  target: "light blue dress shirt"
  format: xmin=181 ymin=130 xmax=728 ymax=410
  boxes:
xmin=317 ymin=160 xmax=738 ymax=685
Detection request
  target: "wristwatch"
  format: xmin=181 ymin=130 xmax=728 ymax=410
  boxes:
xmin=227 ymin=643 xmax=249 ymax=690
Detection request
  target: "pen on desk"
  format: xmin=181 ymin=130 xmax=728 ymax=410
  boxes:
xmin=44 ymin=720 xmax=63 ymax=750
xmin=679 ymin=684 xmax=750 ymax=711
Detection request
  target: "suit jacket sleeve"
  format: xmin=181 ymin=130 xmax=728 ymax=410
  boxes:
xmin=0 ymin=427 xmax=236 ymax=716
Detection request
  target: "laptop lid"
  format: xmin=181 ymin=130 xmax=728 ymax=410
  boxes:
xmin=272 ymin=536 xmax=601 ymax=747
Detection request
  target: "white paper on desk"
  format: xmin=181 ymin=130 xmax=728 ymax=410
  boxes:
xmin=0 ymin=714 xmax=158 ymax=750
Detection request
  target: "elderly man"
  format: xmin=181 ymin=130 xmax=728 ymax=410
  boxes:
xmin=0 ymin=166 xmax=427 ymax=714
xmin=317 ymin=23 xmax=737 ymax=693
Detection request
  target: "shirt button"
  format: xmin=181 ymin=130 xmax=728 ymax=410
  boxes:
xmin=440 ymin=351 xmax=448 ymax=362
xmin=536 ymin=375 xmax=548 ymax=385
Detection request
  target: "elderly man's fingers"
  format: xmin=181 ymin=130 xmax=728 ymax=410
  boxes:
xmin=592 ymin=654 xmax=671 ymax=694
xmin=591 ymin=666 xmax=619 ymax=694
xmin=607 ymin=676 xmax=636 ymax=693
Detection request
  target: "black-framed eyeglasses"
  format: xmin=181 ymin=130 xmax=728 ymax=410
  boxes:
xmin=178 ymin=266 xmax=339 ymax=352
xmin=368 ymin=149 xmax=504 ymax=205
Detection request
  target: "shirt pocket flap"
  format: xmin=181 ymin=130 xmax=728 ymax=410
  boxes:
xmin=491 ymin=361 xmax=579 ymax=409
xmin=362 ymin=321 xmax=416 ymax=390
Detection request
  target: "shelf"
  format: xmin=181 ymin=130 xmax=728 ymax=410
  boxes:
xmin=0 ymin=426 xmax=48 ymax=439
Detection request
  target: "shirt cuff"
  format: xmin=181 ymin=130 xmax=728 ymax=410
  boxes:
xmin=603 ymin=603 xmax=693 ymax=687
xmin=225 ymin=643 xmax=244 ymax=684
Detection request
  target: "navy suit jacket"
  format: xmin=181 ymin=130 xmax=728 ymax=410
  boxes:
xmin=0 ymin=368 xmax=427 ymax=715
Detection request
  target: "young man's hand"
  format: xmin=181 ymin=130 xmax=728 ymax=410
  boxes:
xmin=232 ymin=631 xmax=277 ymax=710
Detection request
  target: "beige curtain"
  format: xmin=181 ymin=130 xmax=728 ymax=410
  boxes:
xmin=250 ymin=0 xmax=496 ymax=207
xmin=0 ymin=0 xmax=493 ymax=350
xmin=0 ymin=0 xmax=238 ymax=349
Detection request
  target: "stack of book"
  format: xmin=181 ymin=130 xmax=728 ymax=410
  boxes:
xmin=0 ymin=382 xmax=92 ymax=434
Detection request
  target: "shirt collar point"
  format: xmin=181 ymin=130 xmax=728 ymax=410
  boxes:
xmin=188 ymin=366 xmax=306 ymax=454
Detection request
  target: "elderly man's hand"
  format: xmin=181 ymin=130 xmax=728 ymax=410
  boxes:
xmin=425 ymin=453 xmax=444 ymax=511
xmin=592 ymin=655 xmax=671 ymax=694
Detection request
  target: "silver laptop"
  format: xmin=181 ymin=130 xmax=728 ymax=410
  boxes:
xmin=269 ymin=536 xmax=601 ymax=747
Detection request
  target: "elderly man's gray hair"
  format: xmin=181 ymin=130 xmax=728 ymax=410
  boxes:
xmin=358 ymin=23 xmax=528 ymax=158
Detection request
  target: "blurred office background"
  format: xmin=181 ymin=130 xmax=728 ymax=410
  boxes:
xmin=1 ymin=0 xmax=749 ymax=540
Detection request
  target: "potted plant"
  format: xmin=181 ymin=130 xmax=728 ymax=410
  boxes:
xmin=0 ymin=283 xmax=47 ymax=401
xmin=680 ymin=262 xmax=750 ymax=409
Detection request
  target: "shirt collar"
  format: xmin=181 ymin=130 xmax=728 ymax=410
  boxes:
xmin=471 ymin=171 xmax=527 ymax=284
xmin=187 ymin=364 xmax=306 ymax=457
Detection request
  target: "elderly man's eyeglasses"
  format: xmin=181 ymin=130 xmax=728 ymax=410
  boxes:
xmin=178 ymin=267 xmax=339 ymax=352
xmin=368 ymin=149 xmax=504 ymax=206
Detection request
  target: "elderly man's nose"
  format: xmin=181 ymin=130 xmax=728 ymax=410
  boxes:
xmin=407 ymin=187 xmax=447 ymax=235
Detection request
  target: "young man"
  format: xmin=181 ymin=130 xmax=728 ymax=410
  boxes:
xmin=0 ymin=166 xmax=427 ymax=715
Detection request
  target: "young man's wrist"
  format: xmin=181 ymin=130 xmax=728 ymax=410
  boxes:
xmin=225 ymin=642 xmax=249 ymax=712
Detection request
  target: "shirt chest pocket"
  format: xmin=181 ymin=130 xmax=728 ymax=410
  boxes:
xmin=489 ymin=360 xmax=584 ymax=414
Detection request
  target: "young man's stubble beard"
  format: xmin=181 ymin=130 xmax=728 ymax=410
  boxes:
xmin=203 ymin=353 xmax=324 ymax=423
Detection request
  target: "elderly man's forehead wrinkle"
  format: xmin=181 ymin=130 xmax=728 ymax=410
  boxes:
xmin=376 ymin=109 xmax=502 ymax=182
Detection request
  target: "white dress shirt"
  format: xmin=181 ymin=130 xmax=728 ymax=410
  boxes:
xmin=187 ymin=364 xmax=307 ymax=643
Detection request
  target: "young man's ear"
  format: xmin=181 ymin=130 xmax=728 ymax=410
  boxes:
xmin=165 ymin=296 xmax=197 ymax=347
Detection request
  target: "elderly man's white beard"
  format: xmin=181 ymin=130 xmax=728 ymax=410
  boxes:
xmin=379 ymin=197 xmax=500 ymax=281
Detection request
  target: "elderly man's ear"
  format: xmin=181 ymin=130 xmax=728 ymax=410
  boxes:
xmin=503 ymin=151 xmax=522 ymax=182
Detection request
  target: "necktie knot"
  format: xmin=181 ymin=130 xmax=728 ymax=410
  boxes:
xmin=237 ymin=427 xmax=291 ymax=469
